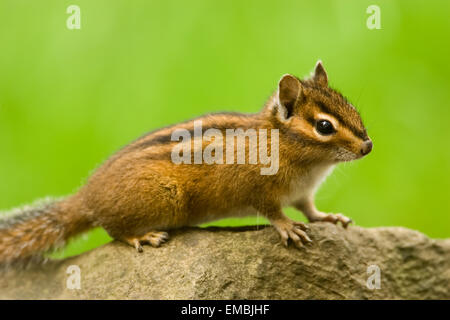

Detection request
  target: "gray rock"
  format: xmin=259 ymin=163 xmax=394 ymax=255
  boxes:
xmin=1 ymin=223 xmax=449 ymax=299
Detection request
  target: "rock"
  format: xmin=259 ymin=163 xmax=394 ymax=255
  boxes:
xmin=1 ymin=223 xmax=449 ymax=299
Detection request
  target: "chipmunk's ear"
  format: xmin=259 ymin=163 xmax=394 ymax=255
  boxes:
xmin=313 ymin=60 xmax=328 ymax=87
xmin=277 ymin=74 xmax=302 ymax=120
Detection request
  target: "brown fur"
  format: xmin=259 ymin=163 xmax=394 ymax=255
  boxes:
xmin=0 ymin=61 xmax=372 ymax=263
xmin=0 ymin=196 xmax=92 ymax=266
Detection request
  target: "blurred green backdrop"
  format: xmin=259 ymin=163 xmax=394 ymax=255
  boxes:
xmin=1 ymin=0 xmax=449 ymax=258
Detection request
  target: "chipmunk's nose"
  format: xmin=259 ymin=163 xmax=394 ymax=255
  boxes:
xmin=360 ymin=140 xmax=373 ymax=156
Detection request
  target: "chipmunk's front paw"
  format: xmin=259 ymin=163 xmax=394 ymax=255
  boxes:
xmin=312 ymin=212 xmax=353 ymax=228
xmin=271 ymin=218 xmax=312 ymax=249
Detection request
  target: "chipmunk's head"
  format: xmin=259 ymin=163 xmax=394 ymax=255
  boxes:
xmin=272 ymin=60 xmax=372 ymax=163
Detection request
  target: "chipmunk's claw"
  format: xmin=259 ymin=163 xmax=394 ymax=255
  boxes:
xmin=130 ymin=238 xmax=143 ymax=252
xmin=272 ymin=219 xmax=312 ymax=249
xmin=317 ymin=213 xmax=353 ymax=228
xmin=336 ymin=214 xmax=353 ymax=228
xmin=141 ymin=231 xmax=169 ymax=247
xmin=294 ymin=221 xmax=309 ymax=231
xmin=125 ymin=231 xmax=169 ymax=252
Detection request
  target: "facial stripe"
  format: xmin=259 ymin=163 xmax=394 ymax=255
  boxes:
xmin=305 ymin=116 xmax=315 ymax=127
xmin=314 ymin=100 xmax=367 ymax=140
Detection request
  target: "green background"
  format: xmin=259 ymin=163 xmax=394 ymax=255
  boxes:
xmin=1 ymin=0 xmax=449 ymax=258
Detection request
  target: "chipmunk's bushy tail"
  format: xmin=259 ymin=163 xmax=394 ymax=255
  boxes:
xmin=0 ymin=196 xmax=92 ymax=267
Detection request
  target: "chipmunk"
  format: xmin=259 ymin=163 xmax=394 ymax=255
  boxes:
xmin=0 ymin=61 xmax=372 ymax=265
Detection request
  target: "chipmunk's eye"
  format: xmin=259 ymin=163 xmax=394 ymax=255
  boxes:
xmin=316 ymin=120 xmax=335 ymax=135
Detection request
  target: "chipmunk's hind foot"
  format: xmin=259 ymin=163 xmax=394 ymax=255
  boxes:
xmin=124 ymin=231 xmax=169 ymax=252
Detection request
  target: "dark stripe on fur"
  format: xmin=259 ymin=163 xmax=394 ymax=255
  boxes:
xmin=127 ymin=113 xmax=259 ymax=152
xmin=314 ymin=100 xmax=367 ymax=140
